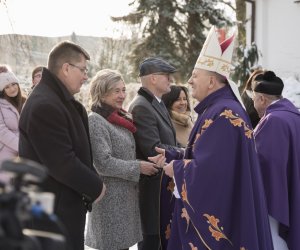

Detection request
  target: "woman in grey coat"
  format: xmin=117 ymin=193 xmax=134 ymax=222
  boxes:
xmin=85 ymin=69 xmax=159 ymax=250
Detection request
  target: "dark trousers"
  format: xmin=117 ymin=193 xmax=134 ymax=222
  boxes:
xmin=138 ymin=234 xmax=161 ymax=250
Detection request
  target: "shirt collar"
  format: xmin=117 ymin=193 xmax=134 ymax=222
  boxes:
xmin=155 ymin=96 xmax=162 ymax=103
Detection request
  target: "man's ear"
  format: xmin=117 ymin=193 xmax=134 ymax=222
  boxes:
xmin=61 ymin=63 xmax=69 ymax=76
xmin=261 ymin=94 xmax=268 ymax=105
xmin=256 ymin=94 xmax=267 ymax=107
xmin=150 ymin=74 xmax=157 ymax=85
xmin=208 ymin=76 xmax=215 ymax=89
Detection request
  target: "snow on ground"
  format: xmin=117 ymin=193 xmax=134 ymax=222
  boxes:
xmin=282 ymin=76 xmax=300 ymax=109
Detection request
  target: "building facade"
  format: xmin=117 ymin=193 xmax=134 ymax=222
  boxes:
xmin=247 ymin=0 xmax=300 ymax=78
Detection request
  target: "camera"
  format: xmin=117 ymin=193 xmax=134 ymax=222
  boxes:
xmin=0 ymin=157 xmax=67 ymax=250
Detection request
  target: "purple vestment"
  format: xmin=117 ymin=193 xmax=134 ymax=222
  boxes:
xmin=160 ymin=173 xmax=175 ymax=249
xmin=254 ymin=98 xmax=300 ymax=249
xmin=166 ymin=86 xmax=273 ymax=250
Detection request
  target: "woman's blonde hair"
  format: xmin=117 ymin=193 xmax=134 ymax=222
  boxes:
xmin=89 ymin=69 xmax=124 ymax=108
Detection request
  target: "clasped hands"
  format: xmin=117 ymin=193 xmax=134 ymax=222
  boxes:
xmin=95 ymin=146 xmax=174 ymax=205
xmin=148 ymin=147 xmax=174 ymax=178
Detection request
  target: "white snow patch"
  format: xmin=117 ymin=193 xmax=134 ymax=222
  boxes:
xmin=282 ymin=76 xmax=300 ymax=109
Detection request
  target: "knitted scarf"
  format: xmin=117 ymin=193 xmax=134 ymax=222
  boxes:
xmin=91 ymin=103 xmax=137 ymax=133
xmin=170 ymin=110 xmax=192 ymax=127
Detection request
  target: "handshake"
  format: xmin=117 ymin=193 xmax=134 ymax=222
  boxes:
xmin=140 ymin=147 xmax=174 ymax=178
xmin=95 ymin=146 xmax=174 ymax=205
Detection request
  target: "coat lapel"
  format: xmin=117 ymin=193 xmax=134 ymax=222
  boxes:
xmin=152 ymin=99 xmax=174 ymax=129
xmin=137 ymin=87 xmax=176 ymax=135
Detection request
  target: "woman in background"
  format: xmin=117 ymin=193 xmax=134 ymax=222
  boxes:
xmin=241 ymin=68 xmax=265 ymax=128
xmin=85 ymin=69 xmax=158 ymax=250
xmin=0 ymin=65 xmax=26 ymax=164
xmin=162 ymin=85 xmax=193 ymax=147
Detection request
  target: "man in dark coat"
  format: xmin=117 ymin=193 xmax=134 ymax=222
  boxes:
xmin=252 ymin=71 xmax=300 ymax=249
xmin=128 ymin=57 xmax=180 ymax=250
xmin=19 ymin=41 xmax=105 ymax=250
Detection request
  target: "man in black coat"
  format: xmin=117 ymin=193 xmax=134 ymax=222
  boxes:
xmin=19 ymin=41 xmax=105 ymax=250
xmin=129 ymin=57 xmax=179 ymax=250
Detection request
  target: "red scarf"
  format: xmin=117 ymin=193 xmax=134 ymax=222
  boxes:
xmin=91 ymin=103 xmax=137 ymax=133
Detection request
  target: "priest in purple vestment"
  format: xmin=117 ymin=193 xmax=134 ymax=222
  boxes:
xmin=251 ymin=71 xmax=300 ymax=250
xmin=149 ymin=26 xmax=274 ymax=250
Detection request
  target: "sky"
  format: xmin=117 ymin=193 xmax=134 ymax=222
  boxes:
xmin=0 ymin=0 xmax=134 ymax=38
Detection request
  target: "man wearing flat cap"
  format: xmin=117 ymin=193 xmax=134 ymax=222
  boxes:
xmin=129 ymin=57 xmax=180 ymax=250
xmin=251 ymin=71 xmax=300 ymax=249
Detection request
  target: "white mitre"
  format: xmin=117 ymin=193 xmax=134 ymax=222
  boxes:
xmin=195 ymin=26 xmax=245 ymax=109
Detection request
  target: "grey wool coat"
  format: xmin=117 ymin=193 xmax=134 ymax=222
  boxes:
xmin=128 ymin=87 xmax=178 ymax=236
xmin=85 ymin=112 xmax=142 ymax=250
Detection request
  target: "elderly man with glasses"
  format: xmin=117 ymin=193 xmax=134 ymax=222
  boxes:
xmin=129 ymin=57 xmax=180 ymax=250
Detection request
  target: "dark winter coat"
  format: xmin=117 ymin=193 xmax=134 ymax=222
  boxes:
xmin=129 ymin=87 xmax=178 ymax=236
xmin=19 ymin=68 xmax=103 ymax=250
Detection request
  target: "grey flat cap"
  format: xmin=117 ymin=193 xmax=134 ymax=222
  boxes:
xmin=139 ymin=57 xmax=177 ymax=77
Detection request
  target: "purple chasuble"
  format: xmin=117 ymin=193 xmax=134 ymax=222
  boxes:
xmin=166 ymin=86 xmax=273 ymax=250
xmin=160 ymin=174 xmax=175 ymax=249
xmin=254 ymin=98 xmax=300 ymax=249
xmin=160 ymin=150 xmax=185 ymax=249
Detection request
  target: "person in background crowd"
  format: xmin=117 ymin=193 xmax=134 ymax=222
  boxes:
xmin=162 ymin=85 xmax=193 ymax=147
xmin=31 ymin=66 xmax=43 ymax=89
xmin=0 ymin=64 xmax=26 ymax=164
xmin=18 ymin=41 xmax=105 ymax=250
xmin=251 ymin=71 xmax=300 ymax=249
xmin=241 ymin=68 xmax=265 ymax=128
xmin=85 ymin=69 xmax=158 ymax=250
xmin=149 ymin=26 xmax=273 ymax=249
xmin=129 ymin=57 xmax=180 ymax=250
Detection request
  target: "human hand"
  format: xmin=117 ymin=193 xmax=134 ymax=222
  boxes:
xmin=95 ymin=183 xmax=106 ymax=203
xmin=148 ymin=147 xmax=166 ymax=168
xmin=140 ymin=161 xmax=159 ymax=176
xmin=163 ymin=161 xmax=174 ymax=178
xmin=154 ymin=146 xmax=165 ymax=156
xmin=148 ymin=154 xmax=166 ymax=168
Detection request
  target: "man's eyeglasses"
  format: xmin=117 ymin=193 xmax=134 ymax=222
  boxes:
xmin=69 ymin=63 xmax=88 ymax=75
xmin=33 ymin=73 xmax=42 ymax=79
